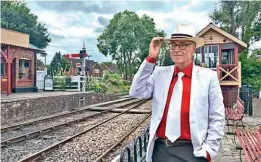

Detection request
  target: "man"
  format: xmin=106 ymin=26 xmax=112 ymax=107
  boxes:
xmin=129 ymin=23 xmax=225 ymax=162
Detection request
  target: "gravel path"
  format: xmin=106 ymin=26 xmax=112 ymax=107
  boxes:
xmin=105 ymin=117 xmax=151 ymax=162
xmin=1 ymin=111 xmax=98 ymax=141
xmin=133 ymin=101 xmax=152 ymax=111
xmin=42 ymin=114 xmax=147 ymax=162
xmin=1 ymin=113 xmax=117 ymax=162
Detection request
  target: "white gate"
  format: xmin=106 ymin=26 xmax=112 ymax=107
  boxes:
xmin=36 ymin=68 xmax=47 ymax=90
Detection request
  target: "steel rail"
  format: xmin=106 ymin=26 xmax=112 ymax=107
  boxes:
xmin=18 ymin=99 xmax=148 ymax=162
xmin=1 ymin=97 xmax=133 ymax=132
xmin=94 ymin=113 xmax=151 ymax=162
xmin=1 ymin=99 xmax=142 ymax=147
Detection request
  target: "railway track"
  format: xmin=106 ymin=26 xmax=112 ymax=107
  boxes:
xmin=15 ymin=99 xmax=149 ymax=162
xmin=94 ymin=113 xmax=151 ymax=162
xmin=1 ymin=98 xmax=142 ymax=147
xmin=1 ymin=97 xmax=133 ymax=133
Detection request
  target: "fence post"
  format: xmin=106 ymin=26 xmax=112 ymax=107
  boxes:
xmin=243 ymin=85 xmax=248 ymax=114
xmin=248 ymin=85 xmax=253 ymax=116
xmin=143 ymin=130 xmax=147 ymax=153
xmin=239 ymin=86 xmax=243 ymax=100
xmin=120 ymin=147 xmax=132 ymax=162
xmin=133 ymin=136 xmax=143 ymax=162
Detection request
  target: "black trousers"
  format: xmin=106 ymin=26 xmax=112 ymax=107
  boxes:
xmin=152 ymin=139 xmax=208 ymax=162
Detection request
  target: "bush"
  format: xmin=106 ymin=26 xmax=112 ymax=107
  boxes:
xmin=99 ymin=82 xmax=109 ymax=93
xmin=54 ymin=77 xmax=66 ymax=90
xmin=107 ymin=78 xmax=119 ymax=86
xmin=124 ymin=85 xmax=131 ymax=90
xmin=64 ymin=76 xmax=72 ymax=88
xmin=86 ymin=80 xmax=108 ymax=94
xmin=123 ymin=80 xmax=131 ymax=86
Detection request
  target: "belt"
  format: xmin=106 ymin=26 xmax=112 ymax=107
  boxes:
xmin=157 ymin=138 xmax=192 ymax=147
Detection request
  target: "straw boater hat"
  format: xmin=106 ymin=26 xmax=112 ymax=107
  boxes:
xmin=164 ymin=23 xmax=205 ymax=48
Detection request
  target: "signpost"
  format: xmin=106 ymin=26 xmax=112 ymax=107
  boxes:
xmin=44 ymin=75 xmax=53 ymax=91
xmin=64 ymin=42 xmax=89 ymax=92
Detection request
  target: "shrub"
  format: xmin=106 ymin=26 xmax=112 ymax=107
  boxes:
xmin=107 ymin=78 xmax=119 ymax=86
xmin=123 ymin=80 xmax=131 ymax=86
xmin=64 ymin=76 xmax=72 ymax=88
xmin=86 ymin=80 xmax=108 ymax=94
xmin=99 ymin=82 xmax=109 ymax=93
xmin=54 ymin=77 xmax=66 ymax=90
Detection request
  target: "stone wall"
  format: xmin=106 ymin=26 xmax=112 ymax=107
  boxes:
xmin=1 ymin=92 xmax=119 ymax=125
xmin=253 ymin=99 xmax=261 ymax=117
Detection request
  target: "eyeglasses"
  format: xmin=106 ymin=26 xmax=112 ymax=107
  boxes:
xmin=168 ymin=42 xmax=195 ymax=50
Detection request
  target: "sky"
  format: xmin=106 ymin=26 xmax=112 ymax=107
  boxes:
xmin=26 ymin=0 xmax=261 ymax=65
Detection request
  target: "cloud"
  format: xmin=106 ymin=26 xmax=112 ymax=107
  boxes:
xmin=136 ymin=9 xmax=210 ymax=37
xmin=28 ymin=1 xmax=215 ymax=65
xmin=34 ymin=1 xmax=116 ymax=14
xmin=98 ymin=16 xmax=110 ymax=26
xmin=94 ymin=27 xmax=105 ymax=33
xmin=49 ymin=32 xmax=66 ymax=40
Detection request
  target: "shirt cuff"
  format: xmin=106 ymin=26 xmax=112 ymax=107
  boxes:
xmin=206 ymin=151 xmax=211 ymax=162
xmin=146 ymin=56 xmax=157 ymax=63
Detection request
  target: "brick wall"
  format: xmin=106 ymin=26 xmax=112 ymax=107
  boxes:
xmin=253 ymin=99 xmax=261 ymax=117
xmin=1 ymin=92 xmax=119 ymax=125
xmin=13 ymin=48 xmax=35 ymax=87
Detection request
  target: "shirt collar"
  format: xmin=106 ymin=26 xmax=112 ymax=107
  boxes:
xmin=174 ymin=62 xmax=193 ymax=77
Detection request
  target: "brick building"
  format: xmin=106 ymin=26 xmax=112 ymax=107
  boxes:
xmin=1 ymin=28 xmax=42 ymax=95
xmin=65 ymin=57 xmax=118 ymax=78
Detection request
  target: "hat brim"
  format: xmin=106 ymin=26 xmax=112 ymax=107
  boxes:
xmin=163 ymin=37 xmax=205 ymax=48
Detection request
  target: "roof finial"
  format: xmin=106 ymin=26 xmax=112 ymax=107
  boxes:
xmin=82 ymin=41 xmax=86 ymax=50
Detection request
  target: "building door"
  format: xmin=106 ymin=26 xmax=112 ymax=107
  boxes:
xmin=1 ymin=58 xmax=8 ymax=93
xmin=12 ymin=58 xmax=16 ymax=90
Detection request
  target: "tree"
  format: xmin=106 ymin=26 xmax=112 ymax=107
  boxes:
xmin=48 ymin=52 xmax=70 ymax=75
xmin=101 ymin=62 xmax=114 ymax=67
xmin=239 ymin=49 xmax=261 ymax=91
xmin=1 ymin=1 xmax=51 ymax=49
xmin=210 ymin=1 xmax=261 ymax=46
xmin=36 ymin=59 xmax=44 ymax=70
xmin=48 ymin=52 xmax=62 ymax=75
xmin=61 ymin=56 xmax=70 ymax=73
xmin=97 ymin=10 xmax=168 ymax=80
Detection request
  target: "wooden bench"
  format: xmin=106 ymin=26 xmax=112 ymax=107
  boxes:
xmin=225 ymin=97 xmax=245 ymax=134
xmin=234 ymin=126 xmax=261 ymax=162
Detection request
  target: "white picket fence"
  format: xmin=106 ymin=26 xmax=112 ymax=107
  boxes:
xmin=54 ymin=76 xmax=87 ymax=92
xmin=36 ymin=68 xmax=47 ymax=90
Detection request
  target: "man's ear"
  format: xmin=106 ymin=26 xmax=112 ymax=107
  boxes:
xmin=192 ymin=45 xmax=196 ymax=53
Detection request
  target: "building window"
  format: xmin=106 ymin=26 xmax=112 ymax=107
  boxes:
xmin=204 ymin=45 xmax=219 ymax=68
xmin=194 ymin=47 xmax=202 ymax=65
xmin=222 ymin=49 xmax=234 ymax=64
xmin=19 ymin=59 xmax=31 ymax=79
xmin=1 ymin=59 xmax=3 ymax=76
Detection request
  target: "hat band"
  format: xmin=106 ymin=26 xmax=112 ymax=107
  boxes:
xmin=171 ymin=33 xmax=193 ymax=39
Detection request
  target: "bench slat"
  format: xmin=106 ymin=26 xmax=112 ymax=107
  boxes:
xmin=236 ymin=128 xmax=261 ymax=162
xmin=246 ymin=131 xmax=261 ymax=161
